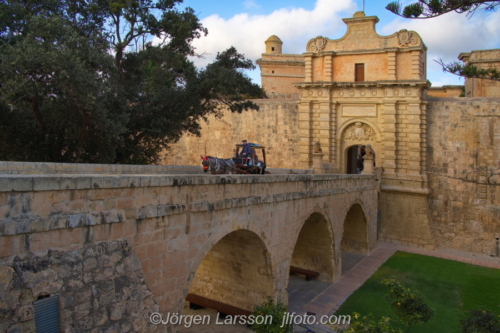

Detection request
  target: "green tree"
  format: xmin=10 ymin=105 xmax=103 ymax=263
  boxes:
xmin=0 ymin=0 xmax=265 ymax=163
xmin=385 ymin=1 xmax=500 ymax=82
xmin=383 ymin=279 xmax=434 ymax=333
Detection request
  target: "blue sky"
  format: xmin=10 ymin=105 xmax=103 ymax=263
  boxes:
xmin=175 ymin=0 xmax=500 ymax=87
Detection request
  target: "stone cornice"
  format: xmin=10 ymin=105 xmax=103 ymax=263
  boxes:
xmin=256 ymin=60 xmax=305 ymax=67
xmin=261 ymin=74 xmax=305 ymax=78
xmin=304 ymin=46 xmax=426 ymax=57
xmin=294 ymin=80 xmax=431 ymax=89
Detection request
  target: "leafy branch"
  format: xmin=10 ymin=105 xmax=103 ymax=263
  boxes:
xmin=386 ymin=0 xmax=500 ymax=19
xmin=435 ymin=59 xmax=500 ymax=81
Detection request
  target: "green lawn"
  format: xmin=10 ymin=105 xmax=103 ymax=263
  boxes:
xmin=336 ymin=251 xmax=500 ymax=332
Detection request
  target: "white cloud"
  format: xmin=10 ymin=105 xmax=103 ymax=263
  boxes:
xmin=243 ymin=0 xmax=260 ymax=10
xmin=187 ymin=0 xmax=358 ymax=71
xmin=379 ymin=10 xmax=500 ymax=86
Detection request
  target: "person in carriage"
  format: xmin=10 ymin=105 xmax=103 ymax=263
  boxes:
xmin=238 ymin=140 xmax=254 ymax=166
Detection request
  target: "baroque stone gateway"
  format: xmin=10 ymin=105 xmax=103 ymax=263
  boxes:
xmin=166 ymin=11 xmax=500 ymax=256
xmin=0 ymin=10 xmax=499 ymax=333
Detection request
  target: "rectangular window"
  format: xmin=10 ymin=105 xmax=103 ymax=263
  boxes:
xmin=34 ymin=295 xmax=60 ymax=333
xmin=355 ymin=63 xmax=365 ymax=82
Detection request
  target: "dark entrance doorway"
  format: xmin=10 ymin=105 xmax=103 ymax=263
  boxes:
xmin=346 ymin=145 xmax=360 ymax=174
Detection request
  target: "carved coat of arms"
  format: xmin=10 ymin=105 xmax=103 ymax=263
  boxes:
xmin=344 ymin=122 xmax=376 ymax=141
xmin=397 ymin=29 xmax=417 ymax=47
xmin=307 ymin=36 xmax=327 ymax=52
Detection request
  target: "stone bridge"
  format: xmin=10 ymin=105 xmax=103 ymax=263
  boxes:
xmin=0 ymin=163 xmax=378 ymax=332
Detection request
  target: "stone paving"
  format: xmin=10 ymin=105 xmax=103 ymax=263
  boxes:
xmin=178 ymin=242 xmax=500 ymax=333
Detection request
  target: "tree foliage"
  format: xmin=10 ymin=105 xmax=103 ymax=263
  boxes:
xmin=386 ymin=0 xmax=500 ymax=18
xmin=0 ymin=0 xmax=265 ymax=164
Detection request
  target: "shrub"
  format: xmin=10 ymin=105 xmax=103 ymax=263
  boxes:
xmin=251 ymin=297 xmax=292 ymax=333
xmin=382 ymin=278 xmax=434 ymax=332
xmin=334 ymin=312 xmax=403 ymax=333
xmin=461 ymin=309 xmax=500 ymax=333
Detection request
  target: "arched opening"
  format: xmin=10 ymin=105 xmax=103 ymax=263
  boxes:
xmin=290 ymin=213 xmax=335 ymax=282
xmin=341 ymin=204 xmax=369 ymax=274
xmin=287 ymin=213 xmax=335 ymax=313
xmin=345 ymin=145 xmax=376 ymax=174
xmin=187 ymin=230 xmax=273 ymax=313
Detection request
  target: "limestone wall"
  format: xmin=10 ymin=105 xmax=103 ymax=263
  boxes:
xmin=163 ymin=99 xmax=302 ymax=169
xmin=426 ymin=97 xmax=500 ymax=254
xmin=0 ymin=171 xmax=378 ymax=331
xmin=0 ymin=240 xmax=159 ymax=332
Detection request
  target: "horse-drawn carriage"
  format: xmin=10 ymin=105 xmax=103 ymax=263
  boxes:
xmin=201 ymin=143 xmax=268 ymax=174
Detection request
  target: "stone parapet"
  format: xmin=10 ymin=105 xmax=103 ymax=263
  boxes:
xmin=0 ymin=173 xmax=377 ymax=238
xmin=0 ymin=161 xmax=202 ymax=175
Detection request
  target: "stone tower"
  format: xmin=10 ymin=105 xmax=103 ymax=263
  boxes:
xmin=257 ymin=36 xmax=305 ymax=95
xmin=265 ymin=35 xmax=283 ymax=54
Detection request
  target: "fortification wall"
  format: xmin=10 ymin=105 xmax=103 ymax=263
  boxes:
xmin=163 ymin=99 xmax=301 ymax=169
xmin=426 ymin=97 xmax=500 ymax=254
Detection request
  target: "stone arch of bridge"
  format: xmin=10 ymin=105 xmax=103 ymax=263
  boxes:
xmin=341 ymin=200 xmax=369 ymax=256
xmin=337 ymin=119 xmax=381 ymax=174
xmin=289 ymin=209 xmax=336 ymax=283
xmin=186 ymin=229 xmax=274 ymax=312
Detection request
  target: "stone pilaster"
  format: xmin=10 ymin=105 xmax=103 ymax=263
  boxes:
xmin=299 ymin=100 xmax=313 ymax=168
xmin=387 ymin=50 xmax=396 ymax=80
xmin=411 ymin=50 xmax=421 ymax=80
xmin=381 ymin=102 xmax=397 ymax=176
xmin=324 ymin=54 xmax=333 ymax=81
xmin=318 ymin=100 xmax=332 ymax=163
xmin=304 ymin=55 xmax=313 ymax=82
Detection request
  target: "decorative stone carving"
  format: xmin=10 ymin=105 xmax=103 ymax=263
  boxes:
xmin=397 ymin=29 xmax=417 ymax=47
xmin=313 ymin=141 xmax=323 ymax=153
xmin=307 ymin=36 xmax=327 ymax=52
xmin=344 ymin=122 xmax=376 ymax=141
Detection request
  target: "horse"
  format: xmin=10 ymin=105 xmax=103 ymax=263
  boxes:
xmin=200 ymin=156 xmax=238 ymax=174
